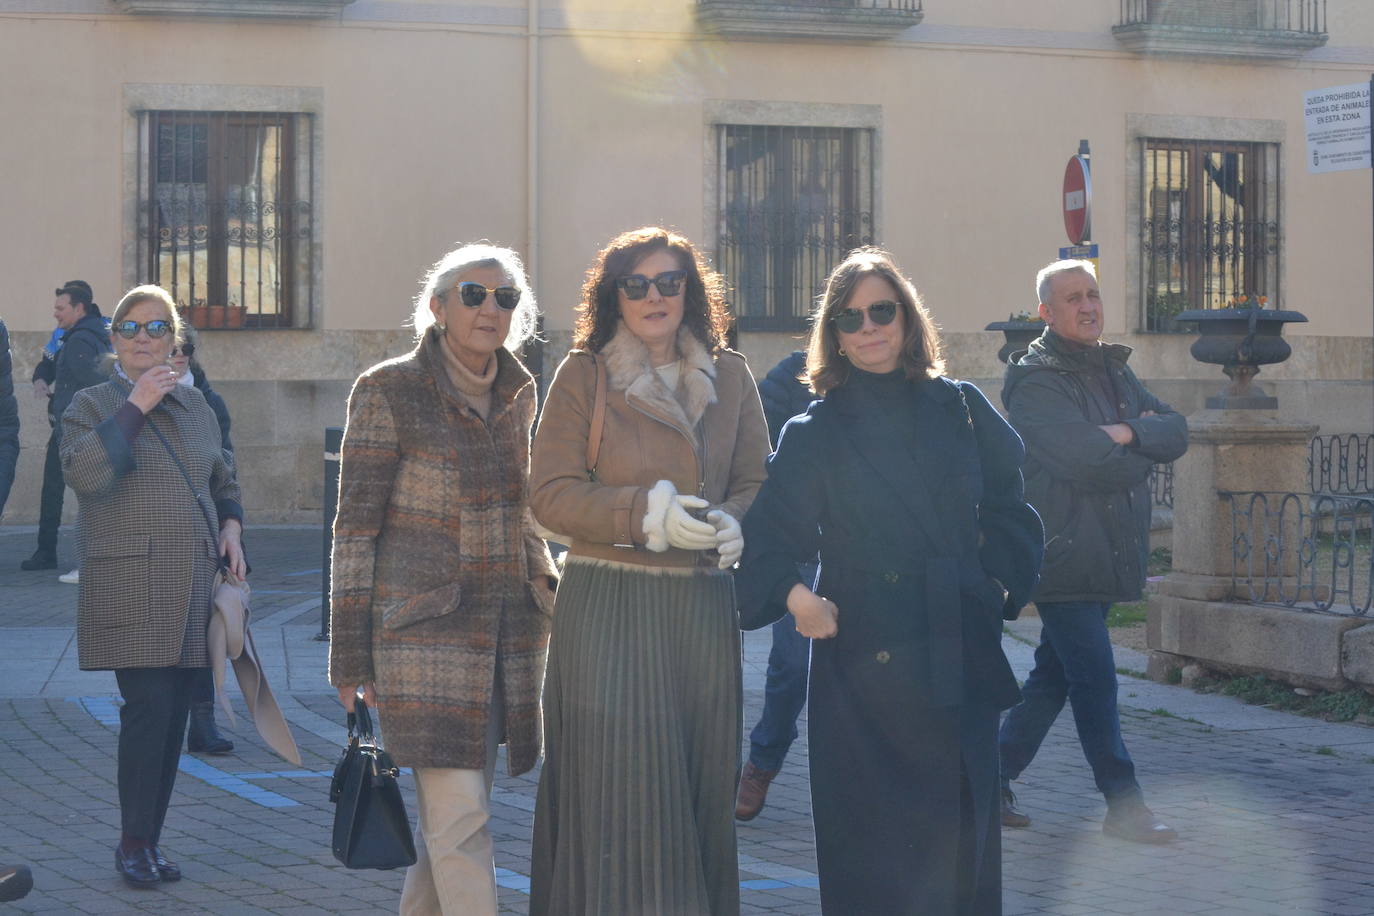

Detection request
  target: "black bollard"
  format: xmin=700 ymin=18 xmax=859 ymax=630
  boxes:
xmin=317 ymin=426 xmax=344 ymax=641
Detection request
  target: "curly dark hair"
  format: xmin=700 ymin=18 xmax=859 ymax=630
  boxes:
xmin=573 ymin=227 xmax=731 ymax=354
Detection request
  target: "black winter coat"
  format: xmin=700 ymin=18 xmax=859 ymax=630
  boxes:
xmin=757 ymin=350 xmax=814 ymax=447
xmin=0 ymin=319 xmax=19 ymax=516
xmin=737 ymin=372 xmax=1043 ymax=913
xmin=51 ymin=313 xmax=111 ymax=425
xmin=190 ymin=364 xmax=233 ymax=454
xmin=1003 ymin=330 xmax=1187 ymax=604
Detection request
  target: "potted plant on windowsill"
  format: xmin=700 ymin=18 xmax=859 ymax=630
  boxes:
xmin=984 ymin=311 xmax=1045 ymax=364
xmin=226 ymin=303 xmax=247 ymax=329
xmin=1175 ymin=294 xmax=1308 ymax=409
xmin=184 ymin=300 xmax=209 ymax=329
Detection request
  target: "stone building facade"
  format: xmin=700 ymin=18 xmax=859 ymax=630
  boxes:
xmin=1 ymin=0 xmax=1371 ymax=523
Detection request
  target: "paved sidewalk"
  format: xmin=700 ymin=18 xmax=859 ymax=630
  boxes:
xmin=2 ymin=526 xmax=1373 ymax=914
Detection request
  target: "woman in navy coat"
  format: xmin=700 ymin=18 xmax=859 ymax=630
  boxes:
xmin=737 ymin=248 xmax=1043 ymax=915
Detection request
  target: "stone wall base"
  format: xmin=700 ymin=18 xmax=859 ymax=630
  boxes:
xmin=1148 ymin=593 xmax=1374 ymax=691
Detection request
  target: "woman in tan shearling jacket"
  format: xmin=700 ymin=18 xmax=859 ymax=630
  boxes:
xmin=528 ymin=227 xmax=770 ymax=916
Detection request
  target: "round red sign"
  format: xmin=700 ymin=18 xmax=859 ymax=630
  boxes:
xmin=1063 ymin=155 xmax=1092 ymax=245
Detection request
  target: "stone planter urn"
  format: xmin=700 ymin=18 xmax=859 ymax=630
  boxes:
xmin=1174 ymin=303 xmax=1307 ymax=409
xmin=984 ymin=319 xmax=1045 ymax=364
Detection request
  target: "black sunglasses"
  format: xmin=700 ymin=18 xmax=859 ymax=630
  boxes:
xmin=830 ymin=300 xmax=899 ymax=335
xmin=449 ymin=282 xmax=521 ymax=311
xmin=171 ymin=342 xmax=196 ymax=358
xmin=113 ymin=319 xmax=172 ymax=340
xmin=616 ymin=270 xmax=687 ymax=301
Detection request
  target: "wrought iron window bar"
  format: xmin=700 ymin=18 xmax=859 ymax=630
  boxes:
xmin=717 ymin=124 xmax=874 ymax=333
xmin=136 ymin=110 xmax=315 ymax=329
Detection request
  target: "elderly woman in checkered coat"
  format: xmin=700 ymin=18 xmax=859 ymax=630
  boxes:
xmin=60 ymin=285 xmax=245 ymax=890
xmin=328 ymin=243 xmax=559 ymax=916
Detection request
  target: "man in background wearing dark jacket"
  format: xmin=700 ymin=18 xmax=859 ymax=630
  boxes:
xmin=0 ymin=317 xmax=19 ymax=518
xmin=998 ymin=260 xmax=1187 ymax=844
xmin=735 ymin=350 xmax=817 ymax=821
xmin=20 ymin=281 xmax=110 ymax=571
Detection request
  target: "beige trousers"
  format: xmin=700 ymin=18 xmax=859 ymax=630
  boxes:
xmin=399 ymin=678 xmax=504 ymax=916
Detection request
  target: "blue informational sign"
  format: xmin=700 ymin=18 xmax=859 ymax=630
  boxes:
xmin=1059 ymin=244 xmax=1099 ymax=260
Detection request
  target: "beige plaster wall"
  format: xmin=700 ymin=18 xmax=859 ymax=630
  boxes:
xmin=2 ymin=2 xmax=1372 ymax=525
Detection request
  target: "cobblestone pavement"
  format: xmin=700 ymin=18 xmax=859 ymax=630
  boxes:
xmin=3 ymin=526 xmax=1374 ymax=914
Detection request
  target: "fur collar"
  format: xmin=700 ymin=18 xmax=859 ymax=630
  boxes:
xmin=599 ymin=323 xmax=718 ymax=437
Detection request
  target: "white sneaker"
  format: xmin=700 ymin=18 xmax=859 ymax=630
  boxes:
xmin=58 ymin=569 xmax=79 ymax=584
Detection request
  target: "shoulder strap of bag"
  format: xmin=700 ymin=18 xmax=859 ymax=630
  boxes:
xmin=148 ymin=417 xmax=220 ymax=550
xmin=585 ymin=354 xmax=607 ymax=480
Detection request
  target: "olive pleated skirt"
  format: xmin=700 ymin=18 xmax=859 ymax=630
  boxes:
xmin=530 ymin=557 xmax=742 ymax=916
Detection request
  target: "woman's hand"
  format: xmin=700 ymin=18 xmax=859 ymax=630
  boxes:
xmin=787 ymin=583 xmax=839 ymax=639
xmin=337 ymin=682 xmax=377 ymax=710
xmin=664 ymin=495 xmax=718 ymax=551
xmin=219 ymin=518 xmax=247 ymax=580
xmin=128 ymin=364 xmax=179 ymax=414
xmin=706 ymin=509 xmax=743 ymax=569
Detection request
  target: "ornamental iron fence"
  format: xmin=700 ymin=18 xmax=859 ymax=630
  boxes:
xmin=1225 ymin=490 xmax=1372 ymax=617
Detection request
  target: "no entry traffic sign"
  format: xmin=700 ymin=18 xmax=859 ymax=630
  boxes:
xmin=1063 ymin=154 xmax=1092 ymax=245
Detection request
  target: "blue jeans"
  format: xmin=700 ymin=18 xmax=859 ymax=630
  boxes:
xmin=998 ymin=601 xmax=1141 ymax=803
xmin=747 ymin=612 xmax=810 ymax=772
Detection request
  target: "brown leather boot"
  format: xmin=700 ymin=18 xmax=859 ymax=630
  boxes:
xmin=735 ymin=762 xmax=778 ymax=821
xmin=1001 ymin=785 xmax=1031 ymax=828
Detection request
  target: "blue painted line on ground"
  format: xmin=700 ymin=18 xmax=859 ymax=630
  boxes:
xmin=74 ymin=699 xmax=818 ymax=890
xmin=72 ymin=697 xmax=299 ymax=809
xmin=283 ymin=568 xmax=323 ymax=577
xmin=178 ymin=755 xmax=299 ymax=808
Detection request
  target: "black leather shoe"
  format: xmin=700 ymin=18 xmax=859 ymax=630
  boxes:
xmin=19 ymin=549 xmax=57 ymax=571
xmin=0 ymin=865 xmax=33 ymax=902
xmin=186 ymin=702 xmax=234 ymax=755
xmin=151 ymin=848 xmax=180 ymax=882
xmin=1001 ymin=785 xmax=1031 ymax=829
xmin=1103 ymin=801 xmax=1178 ymax=844
xmin=114 ymin=846 xmax=160 ymax=888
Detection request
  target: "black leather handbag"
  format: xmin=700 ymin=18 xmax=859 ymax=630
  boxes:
xmin=329 ymin=697 xmax=417 ymax=870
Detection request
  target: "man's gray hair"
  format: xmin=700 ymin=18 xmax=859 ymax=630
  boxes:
xmin=1036 ymin=259 xmax=1097 ymax=306
xmin=412 ymin=243 xmax=539 ymax=351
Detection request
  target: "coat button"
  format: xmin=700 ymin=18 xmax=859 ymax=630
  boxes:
xmin=883 ymin=571 xmax=899 ymax=584
xmin=876 ymin=650 xmax=891 ymax=664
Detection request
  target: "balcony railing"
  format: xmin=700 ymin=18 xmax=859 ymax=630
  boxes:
xmin=114 ymin=0 xmax=354 ymax=17
xmin=1114 ymin=0 xmax=1327 ymax=58
xmin=696 ymin=0 xmax=923 ymax=41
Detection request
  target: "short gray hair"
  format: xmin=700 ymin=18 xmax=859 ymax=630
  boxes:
xmin=412 ymin=243 xmax=539 ymax=351
xmin=1036 ymin=259 xmax=1097 ymax=306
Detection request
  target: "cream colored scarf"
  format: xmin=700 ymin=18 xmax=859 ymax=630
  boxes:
xmin=438 ymin=333 xmax=498 ymax=420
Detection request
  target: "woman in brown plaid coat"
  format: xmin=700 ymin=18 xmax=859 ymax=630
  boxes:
xmin=329 ymin=244 xmax=558 ymax=916
xmin=61 ymin=285 xmax=245 ymax=889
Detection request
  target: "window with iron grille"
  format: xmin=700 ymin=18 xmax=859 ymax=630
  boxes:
xmin=1140 ymin=137 xmax=1280 ymax=332
xmin=137 ymin=111 xmax=315 ymax=328
xmin=717 ymin=125 xmax=874 ymax=332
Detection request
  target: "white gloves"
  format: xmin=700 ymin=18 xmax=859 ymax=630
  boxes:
xmin=707 ymin=509 xmax=743 ymax=569
xmin=643 ymin=480 xmax=717 ymax=552
xmin=642 ymin=481 xmax=743 ymax=563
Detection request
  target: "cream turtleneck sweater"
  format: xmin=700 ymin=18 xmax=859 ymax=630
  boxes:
xmin=438 ymin=332 xmax=498 ymax=420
